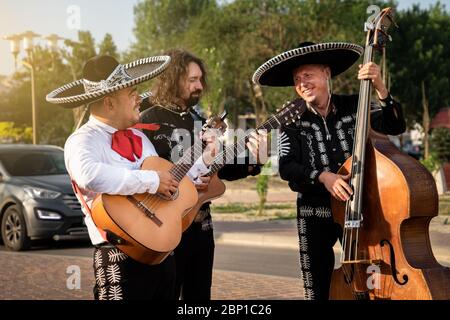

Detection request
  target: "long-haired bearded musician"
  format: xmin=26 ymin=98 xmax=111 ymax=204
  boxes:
xmin=140 ymin=49 xmax=267 ymax=300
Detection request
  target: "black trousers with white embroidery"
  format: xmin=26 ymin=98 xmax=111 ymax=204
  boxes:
xmin=93 ymin=245 xmax=176 ymax=300
xmin=296 ymin=198 xmax=342 ymax=300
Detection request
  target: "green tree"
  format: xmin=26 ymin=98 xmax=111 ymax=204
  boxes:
xmin=0 ymin=30 xmax=121 ymax=146
xmin=127 ymin=0 xmax=446 ymax=131
xmin=256 ymin=162 xmax=272 ymax=216
xmin=430 ymin=127 xmax=450 ymax=163
xmin=130 ymin=0 xmax=217 ymax=56
xmin=0 ymin=45 xmax=74 ymax=146
xmin=99 ymin=33 xmax=119 ymax=58
xmin=204 ymin=0 xmax=388 ymax=124
xmin=62 ymin=31 xmax=97 ymax=80
xmin=388 ymin=3 xmax=450 ymax=127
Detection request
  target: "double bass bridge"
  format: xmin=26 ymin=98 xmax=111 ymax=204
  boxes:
xmin=341 ymin=259 xmax=382 ymax=265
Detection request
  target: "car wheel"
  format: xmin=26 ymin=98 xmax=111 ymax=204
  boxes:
xmin=1 ymin=205 xmax=31 ymax=251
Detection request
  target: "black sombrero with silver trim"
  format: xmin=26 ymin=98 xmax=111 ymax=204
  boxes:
xmin=252 ymin=42 xmax=363 ymax=87
xmin=46 ymin=55 xmax=170 ymax=108
xmin=139 ymin=91 xmax=153 ymax=101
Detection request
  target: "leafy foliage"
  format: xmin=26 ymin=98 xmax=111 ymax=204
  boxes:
xmin=0 ymin=1 xmax=449 ymax=149
xmin=430 ymin=127 xmax=450 ymax=162
xmin=0 ymin=122 xmax=32 ymax=143
xmin=388 ymin=3 xmax=450 ymax=126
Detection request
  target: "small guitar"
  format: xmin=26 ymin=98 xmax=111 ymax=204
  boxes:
xmin=182 ymin=99 xmax=306 ymax=231
xmin=91 ymin=112 xmax=227 ymax=265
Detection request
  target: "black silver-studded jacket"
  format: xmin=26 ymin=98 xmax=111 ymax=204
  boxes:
xmin=279 ymin=94 xmax=406 ymax=206
xmin=140 ymin=103 xmax=261 ymax=228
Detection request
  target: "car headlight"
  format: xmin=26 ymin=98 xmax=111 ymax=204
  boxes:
xmin=24 ymin=186 xmax=61 ymax=200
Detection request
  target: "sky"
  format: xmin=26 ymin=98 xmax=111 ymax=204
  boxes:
xmin=0 ymin=0 xmax=448 ymax=76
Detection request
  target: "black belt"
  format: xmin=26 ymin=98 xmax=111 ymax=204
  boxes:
xmin=94 ymin=242 xmax=115 ymax=249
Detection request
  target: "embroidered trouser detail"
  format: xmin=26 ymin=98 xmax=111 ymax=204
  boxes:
xmin=93 ymin=246 xmax=176 ymax=300
xmin=93 ymin=247 xmax=127 ymax=300
xmin=297 ymin=203 xmax=341 ymax=300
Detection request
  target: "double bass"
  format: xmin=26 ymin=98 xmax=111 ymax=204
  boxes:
xmin=329 ymin=7 xmax=450 ymax=300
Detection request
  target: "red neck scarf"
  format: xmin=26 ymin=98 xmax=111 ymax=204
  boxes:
xmin=111 ymin=123 xmax=160 ymax=162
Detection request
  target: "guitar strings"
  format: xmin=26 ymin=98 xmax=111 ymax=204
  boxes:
xmin=139 ymin=116 xmax=279 ymax=215
xmin=136 ymin=112 xmax=284 ymax=220
xmin=129 ymin=105 xmax=298 ymax=232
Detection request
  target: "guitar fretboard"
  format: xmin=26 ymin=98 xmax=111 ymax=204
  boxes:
xmin=208 ymin=114 xmax=282 ymax=175
xmin=169 ymin=141 xmax=206 ymax=182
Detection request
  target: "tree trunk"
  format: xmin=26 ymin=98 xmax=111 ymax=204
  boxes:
xmin=68 ymin=63 xmax=86 ymax=132
xmin=249 ymin=80 xmax=260 ymax=127
xmin=422 ymin=81 xmax=430 ymax=159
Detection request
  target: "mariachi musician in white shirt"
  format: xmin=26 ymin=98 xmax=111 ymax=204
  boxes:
xmin=46 ymin=55 xmax=219 ymax=300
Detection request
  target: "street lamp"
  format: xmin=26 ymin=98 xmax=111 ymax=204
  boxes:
xmin=3 ymin=34 xmax=22 ymax=69
xmin=44 ymin=34 xmax=66 ymax=57
xmin=22 ymin=30 xmax=40 ymax=52
xmin=3 ymin=31 xmax=64 ymax=145
xmin=44 ymin=34 xmax=66 ymax=71
xmin=21 ymin=31 xmax=40 ymax=145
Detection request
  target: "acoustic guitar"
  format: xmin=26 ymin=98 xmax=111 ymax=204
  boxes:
xmin=91 ymin=113 xmax=227 ymax=265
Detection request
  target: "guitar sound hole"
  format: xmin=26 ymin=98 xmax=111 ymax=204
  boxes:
xmin=158 ymin=189 xmax=179 ymax=201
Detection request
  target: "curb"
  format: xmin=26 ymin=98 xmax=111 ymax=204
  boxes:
xmin=215 ymin=232 xmax=298 ymax=250
xmin=214 ymin=231 xmax=450 ymax=267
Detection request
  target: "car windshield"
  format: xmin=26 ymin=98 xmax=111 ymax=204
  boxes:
xmin=0 ymin=149 xmax=68 ymax=176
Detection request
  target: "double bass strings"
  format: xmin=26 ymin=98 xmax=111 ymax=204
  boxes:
xmin=340 ymin=42 xmax=373 ymax=295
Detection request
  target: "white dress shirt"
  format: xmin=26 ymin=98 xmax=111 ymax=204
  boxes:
xmin=65 ymin=115 xmax=210 ymax=245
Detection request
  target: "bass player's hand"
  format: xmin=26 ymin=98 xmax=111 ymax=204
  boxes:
xmin=318 ymin=171 xmax=353 ymax=202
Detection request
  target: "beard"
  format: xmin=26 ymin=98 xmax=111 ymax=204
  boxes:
xmin=185 ymin=90 xmax=202 ymax=107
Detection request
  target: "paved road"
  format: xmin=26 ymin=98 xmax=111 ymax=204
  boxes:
xmin=0 ymin=247 xmax=303 ymax=300
xmin=1 ymin=218 xmax=449 ymax=300
xmin=0 ymin=241 xmax=301 ymax=279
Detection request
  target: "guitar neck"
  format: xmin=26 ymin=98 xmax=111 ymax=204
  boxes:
xmin=170 ymin=141 xmax=206 ymax=182
xmin=207 ymin=115 xmax=281 ymax=175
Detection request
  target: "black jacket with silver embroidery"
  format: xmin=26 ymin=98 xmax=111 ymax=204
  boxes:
xmin=279 ymin=94 xmax=406 ymax=204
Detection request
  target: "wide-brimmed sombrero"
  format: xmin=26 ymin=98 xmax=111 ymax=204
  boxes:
xmin=46 ymin=55 xmax=170 ymax=108
xmin=252 ymin=42 xmax=363 ymax=87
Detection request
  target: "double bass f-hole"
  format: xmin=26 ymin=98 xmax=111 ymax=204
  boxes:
xmin=380 ymin=239 xmax=409 ymax=286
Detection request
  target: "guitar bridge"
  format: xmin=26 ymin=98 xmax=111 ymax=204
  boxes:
xmin=126 ymin=195 xmax=163 ymax=227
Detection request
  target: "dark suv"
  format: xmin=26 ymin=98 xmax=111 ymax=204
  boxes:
xmin=0 ymin=144 xmax=88 ymax=251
